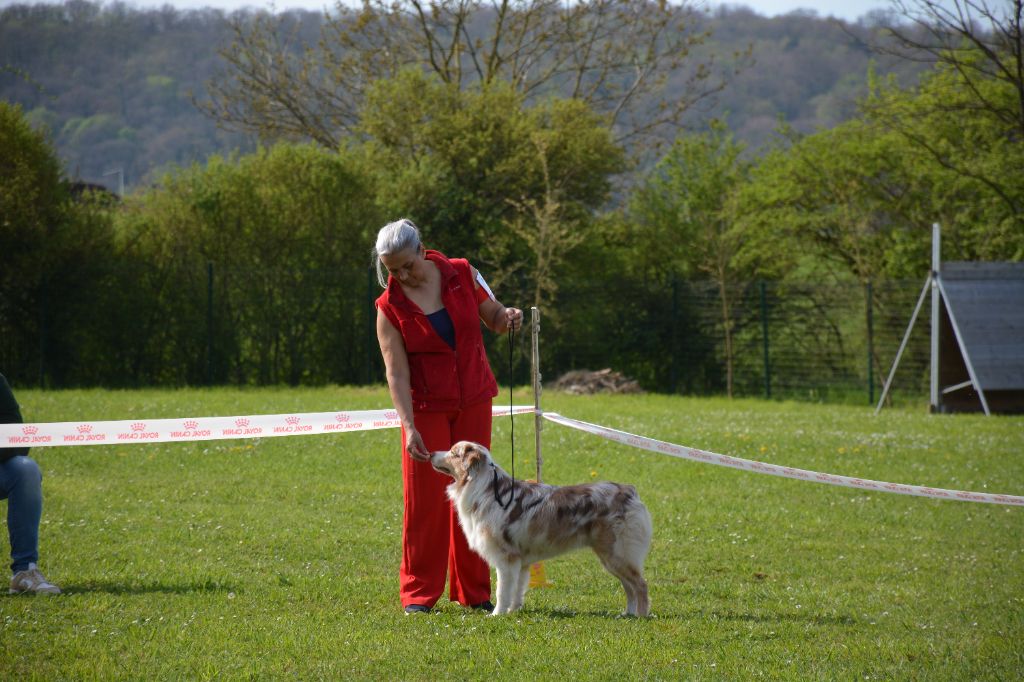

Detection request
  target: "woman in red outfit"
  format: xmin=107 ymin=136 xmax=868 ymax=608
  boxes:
xmin=373 ymin=218 xmax=523 ymax=615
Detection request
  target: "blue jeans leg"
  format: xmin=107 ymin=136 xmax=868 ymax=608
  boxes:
xmin=0 ymin=456 xmax=43 ymax=574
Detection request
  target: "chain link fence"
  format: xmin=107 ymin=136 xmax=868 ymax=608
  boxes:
xmin=1 ymin=263 xmax=932 ymax=406
xmin=522 ymin=277 xmax=931 ymax=406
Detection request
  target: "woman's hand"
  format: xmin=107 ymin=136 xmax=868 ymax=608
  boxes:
xmin=405 ymin=428 xmax=430 ymax=461
xmin=504 ymin=307 xmax=524 ymax=333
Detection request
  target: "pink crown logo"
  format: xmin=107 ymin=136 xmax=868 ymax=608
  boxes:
xmin=384 ymin=410 xmax=398 ymax=420
xmin=183 ymin=420 xmax=199 ymax=430
xmin=131 ymin=422 xmax=146 ymax=432
xmin=22 ymin=426 xmax=38 ymax=435
xmin=335 ymin=413 xmax=350 ymax=422
xmin=77 ymin=424 xmax=93 ymax=434
xmin=235 ymin=418 xmax=249 ymax=428
xmin=285 ymin=416 xmax=300 ymax=425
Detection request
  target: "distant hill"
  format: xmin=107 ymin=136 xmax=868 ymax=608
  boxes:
xmin=0 ymin=0 xmax=923 ymax=193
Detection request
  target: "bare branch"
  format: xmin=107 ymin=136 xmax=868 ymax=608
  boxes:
xmin=199 ymin=0 xmax=725 ymax=153
xmin=867 ymin=0 xmax=1023 ymax=135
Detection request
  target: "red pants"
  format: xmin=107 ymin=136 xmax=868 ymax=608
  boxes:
xmin=400 ymin=399 xmax=492 ymax=608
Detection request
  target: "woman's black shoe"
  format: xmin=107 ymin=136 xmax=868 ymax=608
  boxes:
xmin=404 ymin=604 xmax=431 ymax=615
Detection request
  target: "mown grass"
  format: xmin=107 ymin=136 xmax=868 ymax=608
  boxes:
xmin=1 ymin=386 xmax=1022 ymax=680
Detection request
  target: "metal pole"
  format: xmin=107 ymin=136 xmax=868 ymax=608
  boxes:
xmin=930 ymin=223 xmax=941 ymax=413
xmin=760 ymin=281 xmax=771 ymax=399
xmin=531 ymin=306 xmax=543 ymax=483
xmin=866 ymin=281 xmax=874 ymax=405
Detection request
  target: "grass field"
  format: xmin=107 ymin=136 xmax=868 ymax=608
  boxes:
xmin=1 ymin=386 xmax=1022 ymax=680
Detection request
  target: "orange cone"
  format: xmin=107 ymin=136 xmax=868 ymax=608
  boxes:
xmin=529 ymin=561 xmax=554 ymax=588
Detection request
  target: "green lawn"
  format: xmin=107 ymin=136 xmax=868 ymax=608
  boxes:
xmin=2 ymin=387 xmax=1022 ymax=680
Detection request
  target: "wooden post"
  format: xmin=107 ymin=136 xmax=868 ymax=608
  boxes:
xmin=531 ymin=306 xmax=543 ymax=483
xmin=528 ymin=306 xmax=553 ymax=588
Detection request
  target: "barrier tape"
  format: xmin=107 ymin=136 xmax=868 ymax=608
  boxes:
xmin=4 ymin=402 xmax=1019 ymax=507
xmin=0 ymin=405 xmax=537 ymax=449
xmin=540 ymin=411 xmax=1024 ymax=507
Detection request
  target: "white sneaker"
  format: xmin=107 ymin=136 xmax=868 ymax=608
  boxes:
xmin=9 ymin=563 xmax=61 ymax=595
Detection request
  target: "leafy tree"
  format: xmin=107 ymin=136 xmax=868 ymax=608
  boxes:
xmin=739 ymin=48 xmax=1024 ymax=285
xmin=628 ymin=124 xmax=759 ymax=396
xmin=201 ymin=0 xmax=726 ymax=151
xmin=735 ymin=50 xmax=1023 ymax=403
xmin=0 ymin=101 xmax=118 ymax=386
xmin=1 ymin=101 xmax=68 ymax=383
xmin=356 ymin=69 xmax=624 ymax=312
xmin=875 ymin=0 xmax=1024 ymax=139
xmin=739 ymin=120 xmax=924 ymax=284
xmin=115 ymin=143 xmax=382 ymax=385
xmin=863 ymin=57 xmax=1024 ymax=259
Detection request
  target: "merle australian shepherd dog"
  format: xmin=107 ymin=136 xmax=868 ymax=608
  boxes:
xmin=431 ymin=441 xmax=652 ymax=616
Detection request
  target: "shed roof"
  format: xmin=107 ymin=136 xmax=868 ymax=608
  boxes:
xmin=940 ymin=261 xmax=1024 ymax=391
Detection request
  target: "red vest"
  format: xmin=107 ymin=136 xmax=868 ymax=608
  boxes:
xmin=376 ymin=250 xmax=499 ymax=412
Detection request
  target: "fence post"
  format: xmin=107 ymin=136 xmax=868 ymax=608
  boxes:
xmin=38 ymin=276 xmax=47 ymax=388
xmin=366 ymin=266 xmax=375 ymax=385
xmin=760 ymin=280 xmax=771 ymax=399
xmin=866 ymin=281 xmax=874 ymax=405
xmin=670 ymin=276 xmax=678 ymax=393
xmin=206 ymin=262 xmax=214 ymax=385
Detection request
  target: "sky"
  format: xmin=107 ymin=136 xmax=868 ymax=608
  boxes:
xmin=0 ymin=0 xmax=898 ymax=23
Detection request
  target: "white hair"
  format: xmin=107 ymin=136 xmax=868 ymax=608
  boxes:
xmin=372 ymin=218 xmax=422 ymax=287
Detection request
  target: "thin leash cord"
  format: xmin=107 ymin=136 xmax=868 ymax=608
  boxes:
xmin=493 ymin=321 xmax=516 ymax=511
xmin=508 ymin=322 xmax=515 ymax=493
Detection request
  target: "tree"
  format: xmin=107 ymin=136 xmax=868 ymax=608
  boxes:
xmin=0 ymin=101 xmax=119 ymax=386
xmin=739 ymin=120 xmax=926 ymax=284
xmin=200 ymin=0 xmax=729 ymax=152
xmin=863 ymin=57 xmax=1024 ymax=254
xmin=874 ymin=0 xmax=1024 ymax=139
xmin=736 ymin=54 xmax=1023 ymax=402
xmin=628 ymin=124 xmax=757 ymax=396
xmin=503 ymin=134 xmax=584 ymax=312
xmin=114 ymin=143 xmax=382 ymax=385
xmin=739 ymin=50 xmax=1024 ymax=284
xmin=356 ymin=69 xmax=624 ymax=300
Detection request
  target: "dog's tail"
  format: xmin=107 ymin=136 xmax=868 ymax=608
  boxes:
xmin=622 ymin=488 xmax=653 ymax=561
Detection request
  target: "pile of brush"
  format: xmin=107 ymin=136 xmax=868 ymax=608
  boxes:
xmin=550 ymin=368 xmax=642 ymax=395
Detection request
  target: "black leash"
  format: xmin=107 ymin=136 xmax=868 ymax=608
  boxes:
xmin=508 ymin=323 xmax=515 ymax=488
xmin=494 ymin=321 xmax=516 ymax=510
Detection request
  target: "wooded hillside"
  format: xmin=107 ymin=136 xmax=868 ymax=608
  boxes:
xmin=4 ymin=0 xmax=1018 ymax=396
xmin=0 ymin=0 xmax=923 ymax=191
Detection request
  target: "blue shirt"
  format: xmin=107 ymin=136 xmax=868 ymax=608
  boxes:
xmin=426 ymin=308 xmax=456 ymax=349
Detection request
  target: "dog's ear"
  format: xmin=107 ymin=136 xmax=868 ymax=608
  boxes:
xmin=464 ymin=446 xmax=482 ymax=469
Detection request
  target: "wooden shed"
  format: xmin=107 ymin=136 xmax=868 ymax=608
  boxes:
xmin=935 ymin=261 xmax=1024 ymax=413
xmin=877 ymin=224 xmax=1024 ymax=415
